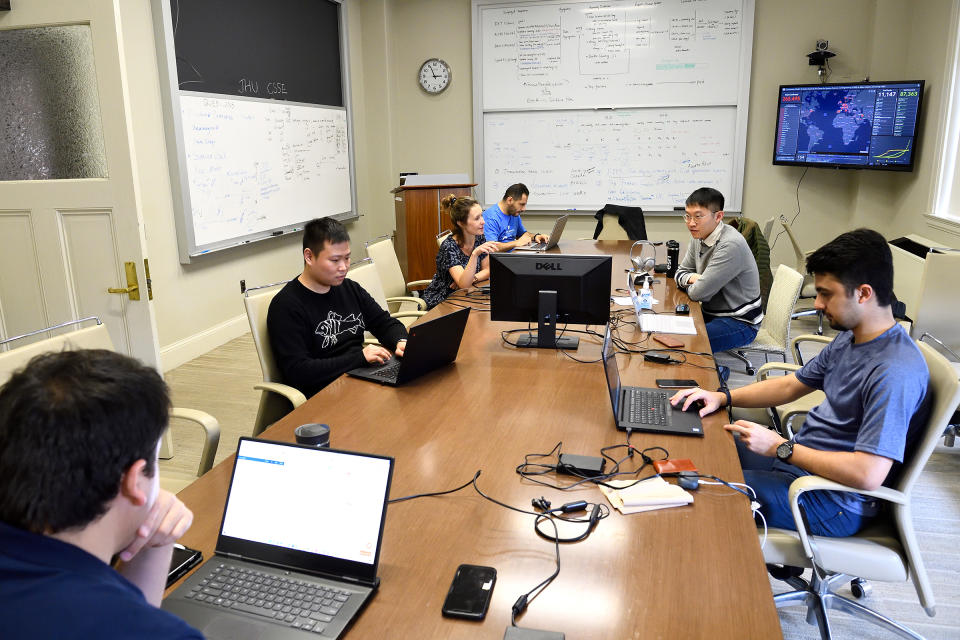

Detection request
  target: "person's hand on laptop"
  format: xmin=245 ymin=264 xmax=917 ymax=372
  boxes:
xmin=363 ymin=344 xmax=393 ymax=365
xmin=532 ymin=233 xmax=547 ymax=244
xmin=394 ymin=339 xmax=407 ymax=358
xmin=669 ymin=387 xmax=725 ymax=416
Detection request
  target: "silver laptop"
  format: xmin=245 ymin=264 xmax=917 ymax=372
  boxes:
xmin=163 ymin=438 xmax=394 ymax=639
xmin=601 ymin=325 xmax=703 ymax=436
xmin=513 ymin=214 xmax=569 ymax=252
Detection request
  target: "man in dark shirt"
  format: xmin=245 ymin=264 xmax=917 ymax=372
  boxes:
xmin=267 ymin=218 xmax=408 ymax=397
xmin=0 ymin=349 xmax=201 ymax=639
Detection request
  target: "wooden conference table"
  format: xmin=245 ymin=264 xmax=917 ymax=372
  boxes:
xmin=171 ymin=240 xmax=781 ymax=639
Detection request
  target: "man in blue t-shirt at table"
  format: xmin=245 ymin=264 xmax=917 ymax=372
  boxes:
xmin=482 ymin=183 xmax=547 ymax=251
xmin=670 ymin=228 xmax=930 ymax=538
xmin=0 ymin=349 xmax=202 ymax=639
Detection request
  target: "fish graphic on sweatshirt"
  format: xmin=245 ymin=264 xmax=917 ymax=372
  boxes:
xmin=315 ymin=311 xmax=365 ymax=348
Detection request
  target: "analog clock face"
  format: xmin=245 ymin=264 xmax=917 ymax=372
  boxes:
xmin=418 ymin=59 xmax=451 ymax=94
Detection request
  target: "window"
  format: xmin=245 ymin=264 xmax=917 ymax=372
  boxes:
xmin=932 ymin=3 xmax=960 ymax=225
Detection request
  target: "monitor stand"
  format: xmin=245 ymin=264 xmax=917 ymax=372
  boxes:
xmin=514 ymin=290 xmax=580 ymax=350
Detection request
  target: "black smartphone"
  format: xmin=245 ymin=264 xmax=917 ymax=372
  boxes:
xmin=656 ymin=379 xmax=698 ymax=389
xmin=441 ymin=564 xmax=496 ymax=620
xmin=166 ymin=544 xmax=203 ymax=588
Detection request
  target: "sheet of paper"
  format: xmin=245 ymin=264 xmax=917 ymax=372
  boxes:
xmin=638 ymin=313 xmax=697 ymax=335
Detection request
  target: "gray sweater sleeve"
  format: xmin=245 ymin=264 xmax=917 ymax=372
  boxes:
xmin=686 ymin=237 xmax=750 ymax=302
xmin=674 ymin=242 xmax=698 ymax=288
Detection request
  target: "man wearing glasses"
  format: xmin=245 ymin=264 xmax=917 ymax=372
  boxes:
xmin=674 ymin=188 xmax=762 ymax=381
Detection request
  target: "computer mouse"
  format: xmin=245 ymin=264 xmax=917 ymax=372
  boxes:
xmin=675 ymin=304 xmax=690 ymax=315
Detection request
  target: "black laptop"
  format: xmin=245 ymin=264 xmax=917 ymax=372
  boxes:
xmin=347 ymin=307 xmax=470 ymax=386
xmin=162 ymin=438 xmax=394 ymax=639
xmin=601 ymin=325 xmax=703 ymax=436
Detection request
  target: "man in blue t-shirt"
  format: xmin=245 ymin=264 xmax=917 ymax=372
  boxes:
xmin=482 ymin=183 xmax=547 ymax=251
xmin=671 ymin=229 xmax=931 ymax=537
xmin=0 ymin=350 xmax=202 ymax=639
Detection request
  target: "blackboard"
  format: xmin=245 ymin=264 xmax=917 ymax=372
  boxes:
xmin=153 ymin=0 xmax=355 ymax=263
xmin=471 ymin=0 xmax=754 ymax=212
xmin=170 ymin=0 xmax=342 ymax=106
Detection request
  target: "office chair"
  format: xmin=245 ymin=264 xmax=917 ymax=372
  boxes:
xmin=363 ymin=235 xmax=430 ymax=314
xmin=729 ymin=333 xmax=831 ymax=438
xmin=243 ymin=283 xmax=308 ymax=437
xmin=762 ymin=216 xmax=777 ymax=243
xmin=0 ymin=318 xmax=220 ymax=481
xmin=727 ymin=264 xmax=804 ymax=375
xmin=762 ymin=339 xmax=960 ymax=640
xmin=780 ymin=217 xmax=823 ymax=334
xmin=437 ymin=229 xmax=452 ymax=247
xmin=918 ymin=332 xmax=960 ymax=446
xmin=347 ymin=259 xmax=426 ymax=340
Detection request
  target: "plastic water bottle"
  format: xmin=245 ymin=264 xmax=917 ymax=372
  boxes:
xmin=638 ymin=279 xmax=653 ymax=310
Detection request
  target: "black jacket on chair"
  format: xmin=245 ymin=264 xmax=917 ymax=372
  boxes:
xmin=593 ymin=204 xmax=646 ymax=240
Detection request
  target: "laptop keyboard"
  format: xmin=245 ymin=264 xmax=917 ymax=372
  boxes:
xmin=527 ymin=242 xmax=547 ymax=250
xmin=183 ymin=563 xmax=352 ymax=634
xmin=625 ymin=389 xmax=671 ymax=426
xmin=369 ymin=359 xmax=401 ymax=380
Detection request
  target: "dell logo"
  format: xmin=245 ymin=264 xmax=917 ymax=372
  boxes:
xmin=536 ymin=262 xmax=562 ymax=271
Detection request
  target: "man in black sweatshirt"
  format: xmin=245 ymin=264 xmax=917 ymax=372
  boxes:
xmin=267 ymin=218 xmax=408 ymax=397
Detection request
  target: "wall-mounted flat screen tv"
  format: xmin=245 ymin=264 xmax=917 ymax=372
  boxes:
xmin=773 ymin=80 xmax=924 ymax=171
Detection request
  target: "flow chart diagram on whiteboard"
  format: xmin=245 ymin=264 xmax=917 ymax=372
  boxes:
xmin=471 ymin=0 xmax=755 ymax=212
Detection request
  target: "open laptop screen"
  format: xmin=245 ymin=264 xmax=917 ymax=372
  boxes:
xmin=601 ymin=324 xmax=620 ymax=418
xmin=217 ymin=438 xmax=393 ymax=581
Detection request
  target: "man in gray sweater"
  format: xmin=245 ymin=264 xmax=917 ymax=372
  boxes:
xmin=674 ymin=188 xmax=762 ymax=367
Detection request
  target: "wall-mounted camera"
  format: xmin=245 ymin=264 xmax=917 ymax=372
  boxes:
xmin=807 ymin=39 xmax=836 ymax=81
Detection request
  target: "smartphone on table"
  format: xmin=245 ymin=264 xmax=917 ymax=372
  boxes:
xmin=655 ymin=379 xmax=698 ymax=389
xmin=441 ymin=564 xmax=496 ymax=620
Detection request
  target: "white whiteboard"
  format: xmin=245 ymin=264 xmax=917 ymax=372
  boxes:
xmin=179 ymin=95 xmax=351 ymax=248
xmin=480 ymin=0 xmax=746 ymax=110
xmin=484 ymin=107 xmax=736 ymax=207
xmin=472 ymin=0 xmax=754 ymax=211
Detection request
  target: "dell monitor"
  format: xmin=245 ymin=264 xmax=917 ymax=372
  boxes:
xmin=773 ymin=80 xmax=924 ymax=170
xmin=489 ymin=253 xmax=612 ymax=350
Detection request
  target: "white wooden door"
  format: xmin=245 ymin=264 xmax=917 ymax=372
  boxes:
xmin=0 ymin=0 xmax=160 ymax=367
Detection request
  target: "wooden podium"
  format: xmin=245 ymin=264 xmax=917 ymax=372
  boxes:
xmin=391 ymin=182 xmax=477 ymax=282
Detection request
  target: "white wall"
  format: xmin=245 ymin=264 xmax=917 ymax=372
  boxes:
xmin=116 ymin=0 xmax=959 ymax=370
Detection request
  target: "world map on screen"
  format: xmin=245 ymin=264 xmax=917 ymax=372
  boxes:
xmin=798 ymin=89 xmax=875 ymax=154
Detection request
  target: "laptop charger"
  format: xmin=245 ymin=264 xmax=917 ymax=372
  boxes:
xmin=557 ymin=453 xmax=606 ymax=477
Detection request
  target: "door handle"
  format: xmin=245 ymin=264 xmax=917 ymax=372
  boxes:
xmin=107 ymin=262 xmax=141 ymax=301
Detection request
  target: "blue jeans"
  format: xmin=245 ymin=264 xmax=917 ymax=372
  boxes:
xmin=736 ymin=438 xmax=875 ymax=537
xmin=704 ymin=316 xmax=758 ymax=353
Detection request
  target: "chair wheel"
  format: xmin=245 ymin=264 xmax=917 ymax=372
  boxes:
xmin=850 ymin=578 xmax=871 ymax=599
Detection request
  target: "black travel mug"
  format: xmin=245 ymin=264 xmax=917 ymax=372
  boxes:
xmin=666 ymin=240 xmax=680 ymax=278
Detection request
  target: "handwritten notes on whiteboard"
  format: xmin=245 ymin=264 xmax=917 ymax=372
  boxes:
xmin=483 ymin=107 xmax=736 ymax=208
xmin=180 ymin=95 xmax=351 ymax=247
xmin=480 ymin=0 xmax=745 ymax=110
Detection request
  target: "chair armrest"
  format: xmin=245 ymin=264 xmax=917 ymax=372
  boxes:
xmin=385 ymin=295 xmax=427 ymax=311
xmin=406 ymin=279 xmax=432 ymax=290
xmin=787 ymin=475 xmax=906 ymax=560
xmin=390 ymin=310 xmax=427 ymax=320
xmin=791 ymin=334 xmax=833 ymax=365
xmin=169 ymin=407 xmax=221 ymax=476
xmin=254 ymin=382 xmax=306 ymax=408
xmin=757 ymin=362 xmax=801 ymax=381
